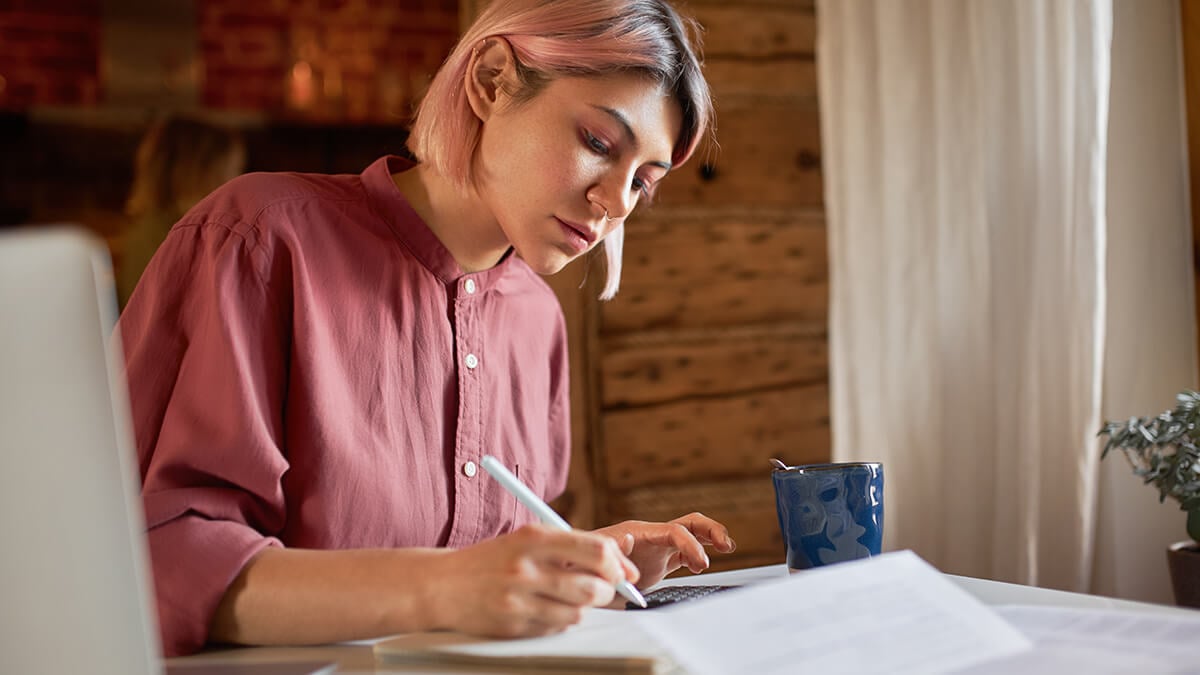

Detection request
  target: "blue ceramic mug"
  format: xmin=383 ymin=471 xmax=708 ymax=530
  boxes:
xmin=771 ymin=461 xmax=884 ymax=570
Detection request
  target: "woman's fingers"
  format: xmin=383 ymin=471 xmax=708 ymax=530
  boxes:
xmin=535 ymin=563 xmax=617 ymax=607
xmin=666 ymin=523 xmax=709 ymax=572
xmin=485 ymin=588 xmax=587 ymax=638
xmin=438 ymin=526 xmax=643 ymax=639
xmin=671 ymin=512 xmax=737 ymax=553
xmin=515 ymin=527 xmax=641 ymax=611
xmin=619 ymin=522 xmax=709 ymax=572
xmin=512 ymin=524 xmax=640 ymax=587
xmin=439 ymin=515 xmax=737 ymax=639
xmin=619 ymin=532 xmax=635 ymax=555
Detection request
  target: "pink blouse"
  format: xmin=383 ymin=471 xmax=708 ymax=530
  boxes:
xmin=118 ymin=156 xmax=571 ymax=656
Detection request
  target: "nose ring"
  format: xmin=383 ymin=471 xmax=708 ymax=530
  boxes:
xmin=591 ymin=195 xmax=614 ymax=222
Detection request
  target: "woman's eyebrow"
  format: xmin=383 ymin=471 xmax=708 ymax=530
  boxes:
xmin=591 ymin=104 xmax=673 ymax=171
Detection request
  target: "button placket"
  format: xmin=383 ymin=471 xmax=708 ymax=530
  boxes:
xmin=445 ymin=285 xmax=487 ymax=546
xmin=461 ymin=278 xmax=479 ymax=370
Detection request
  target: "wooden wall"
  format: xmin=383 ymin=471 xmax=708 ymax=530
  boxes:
xmin=546 ymin=0 xmax=831 ymax=572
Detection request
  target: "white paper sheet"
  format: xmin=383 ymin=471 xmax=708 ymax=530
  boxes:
xmin=633 ymin=550 xmax=1032 ymax=675
xmin=373 ymin=607 xmax=679 ymax=673
xmin=954 ymin=605 xmax=1200 ymax=674
xmin=430 ymin=608 xmax=668 ymax=660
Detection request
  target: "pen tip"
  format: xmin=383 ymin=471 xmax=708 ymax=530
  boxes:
xmin=624 ymin=584 xmax=647 ymax=608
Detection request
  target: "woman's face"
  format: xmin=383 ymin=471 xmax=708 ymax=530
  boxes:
xmin=473 ymin=72 xmax=682 ymax=275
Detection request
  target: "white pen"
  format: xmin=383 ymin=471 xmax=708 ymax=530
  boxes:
xmin=479 ymin=454 xmax=648 ymax=609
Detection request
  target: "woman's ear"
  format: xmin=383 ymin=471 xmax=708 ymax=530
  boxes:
xmin=464 ymin=37 xmax=519 ymax=123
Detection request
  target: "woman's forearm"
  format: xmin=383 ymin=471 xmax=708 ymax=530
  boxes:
xmin=209 ymin=546 xmax=453 ymax=646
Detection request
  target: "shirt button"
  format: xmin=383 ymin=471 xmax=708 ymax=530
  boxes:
xmin=465 ymin=279 xmax=477 ymax=294
xmin=465 ymin=353 xmax=479 ymax=369
xmin=463 ymin=461 xmax=477 ymax=477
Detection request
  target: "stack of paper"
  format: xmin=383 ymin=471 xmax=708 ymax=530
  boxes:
xmin=374 ymin=551 xmax=1200 ymax=673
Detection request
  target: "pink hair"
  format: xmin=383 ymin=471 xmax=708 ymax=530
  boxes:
xmin=409 ymin=0 xmax=712 ymax=300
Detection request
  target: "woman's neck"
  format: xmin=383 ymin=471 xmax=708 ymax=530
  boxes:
xmin=391 ymin=164 xmax=511 ymax=273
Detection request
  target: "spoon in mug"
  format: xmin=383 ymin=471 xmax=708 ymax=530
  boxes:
xmin=770 ymin=458 xmax=790 ymax=471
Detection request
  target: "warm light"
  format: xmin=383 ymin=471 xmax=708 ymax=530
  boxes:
xmin=288 ymin=61 xmax=315 ymax=109
xmin=323 ymin=64 xmax=342 ymax=100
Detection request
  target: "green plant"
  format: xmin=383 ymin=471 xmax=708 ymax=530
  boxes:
xmin=1099 ymin=390 xmax=1200 ymax=543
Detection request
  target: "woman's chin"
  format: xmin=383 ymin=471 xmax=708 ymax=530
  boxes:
xmin=517 ymin=249 xmax=575 ymax=276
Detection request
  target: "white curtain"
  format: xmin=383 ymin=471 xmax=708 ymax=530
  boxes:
xmin=818 ymin=0 xmax=1113 ymax=591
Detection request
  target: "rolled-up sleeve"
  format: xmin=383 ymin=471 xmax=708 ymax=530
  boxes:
xmin=120 ymin=214 xmax=290 ymax=656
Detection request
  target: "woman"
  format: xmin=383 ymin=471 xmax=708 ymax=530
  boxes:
xmin=120 ymin=0 xmax=734 ymax=657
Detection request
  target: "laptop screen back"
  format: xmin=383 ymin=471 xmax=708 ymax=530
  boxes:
xmin=0 ymin=226 xmax=160 ymax=674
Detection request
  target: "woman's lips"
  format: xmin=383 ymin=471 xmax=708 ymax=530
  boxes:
xmin=555 ymin=217 xmax=596 ymax=252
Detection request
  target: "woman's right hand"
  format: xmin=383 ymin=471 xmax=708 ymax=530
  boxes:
xmin=426 ymin=524 xmax=640 ymax=638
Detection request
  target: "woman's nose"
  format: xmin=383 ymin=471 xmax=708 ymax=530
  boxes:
xmin=589 ymin=174 xmax=638 ymax=222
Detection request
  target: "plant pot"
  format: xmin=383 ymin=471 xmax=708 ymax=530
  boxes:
xmin=1166 ymin=540 xmax=1200 ymax=609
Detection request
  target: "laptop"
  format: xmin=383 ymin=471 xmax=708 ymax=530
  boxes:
xmin=0 ymin=226 xmax=333 ymax=675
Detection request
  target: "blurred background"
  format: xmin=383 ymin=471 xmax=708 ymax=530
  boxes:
xmin=2 ymin=0 xmax=1197 ymax=610
xmin=0 ymin=0 xmax=455 ymax=235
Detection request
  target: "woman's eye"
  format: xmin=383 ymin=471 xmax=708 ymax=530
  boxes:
xmin=633 ymin=176 xmax=657 ymax=198
xmin=585 ymin=132 xmax=609 ymax=156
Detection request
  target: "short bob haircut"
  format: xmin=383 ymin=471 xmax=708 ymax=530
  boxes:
xmin=409 ymin=0 xmax=713 ymax=300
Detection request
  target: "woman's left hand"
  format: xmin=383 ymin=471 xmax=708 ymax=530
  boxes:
xmin=592 ymin=512 xmax=736 ymax=590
